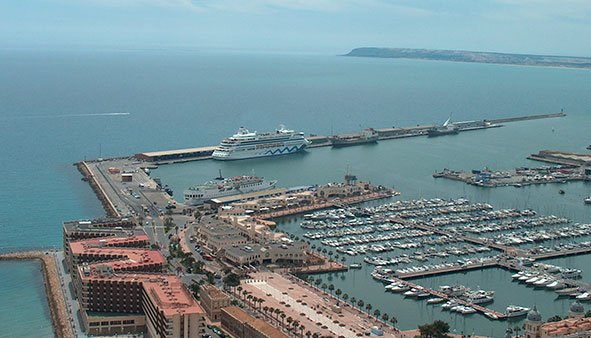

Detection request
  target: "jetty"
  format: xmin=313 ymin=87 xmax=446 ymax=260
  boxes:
xmin=384 ymin=276 xmax=507 ymax=320
xmin=0 ymin=251 xmax=74 ymax=338
xmin=433 ymin=165 xmax=588 ymax=188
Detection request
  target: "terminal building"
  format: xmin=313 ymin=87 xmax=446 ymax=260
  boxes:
xmin=135 ymin=146 xmax=218 ymax=163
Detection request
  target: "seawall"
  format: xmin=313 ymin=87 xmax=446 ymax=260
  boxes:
xmin=0 ymin=251 xmax=74 ymax=338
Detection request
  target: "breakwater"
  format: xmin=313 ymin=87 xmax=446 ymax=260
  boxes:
xmin=76 ymin=161 xmax=120 ymax=217
xmin=133 ymin=112 xmax=565 ymax=164
xmin=0 ymin=251 xmax=74 ymax=338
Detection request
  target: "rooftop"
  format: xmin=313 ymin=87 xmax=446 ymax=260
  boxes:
xmin=210 ymin=188 xmax=287 ymax=204
xmin=222 ymin=306 xmax=288 ymax=338
xmin=138 ymin=146 xmax=218 ymax=158
xmin=70 ymin=241 xmax=165 ymax=270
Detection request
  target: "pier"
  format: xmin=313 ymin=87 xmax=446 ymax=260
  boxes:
xmin=528 ymin=150 xmax=591 ymax=167
xmin=131 ymin=112 xmax=565 ymax=165
xmin=385 ymin=276 xmax=507 ymax=320
xmin=433 ymin=165 xmax=588 ymax=188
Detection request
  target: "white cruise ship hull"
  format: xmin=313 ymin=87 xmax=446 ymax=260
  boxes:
xmin=212 ymin=142 xmax=308 ymax=161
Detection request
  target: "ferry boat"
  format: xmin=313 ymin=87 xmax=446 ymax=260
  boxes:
xmin=330 ymin=128 xmax=379 ymax=147
xmin=212 ymin=125 xmax=310 ymax=161
xmin=183 ymin=174 xmax=277 ymax=205
xmin=505 ymin=305 xmax=530 ymax=318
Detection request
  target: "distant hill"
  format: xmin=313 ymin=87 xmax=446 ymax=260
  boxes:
xmin=345 ymin=47 xmax=591 ymax=69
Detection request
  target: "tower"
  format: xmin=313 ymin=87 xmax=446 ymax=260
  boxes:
xmin=524 ymin=306 xmax=543 ymax=338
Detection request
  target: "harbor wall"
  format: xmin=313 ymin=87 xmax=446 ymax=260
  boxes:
xmin=0 ymin=251 xmax=74 ymax=338
xmin=131 ymin=112 xmax=565 ymax=165
xmin=76 ymin=161 xmax=119 ymax=217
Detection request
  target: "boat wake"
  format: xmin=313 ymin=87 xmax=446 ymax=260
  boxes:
xmin=2 ymin=112 xmax=131 ymax=120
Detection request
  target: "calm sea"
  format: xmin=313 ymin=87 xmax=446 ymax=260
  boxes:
xmin=1 ymin=49 xmax=590 ymax=337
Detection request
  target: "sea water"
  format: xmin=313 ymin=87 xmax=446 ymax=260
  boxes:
xmin=1 ymin=48 xmax=590 ymax=336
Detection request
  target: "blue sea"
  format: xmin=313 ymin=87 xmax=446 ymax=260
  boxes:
xmin=1 ymin=48 xmax=590 ymax=337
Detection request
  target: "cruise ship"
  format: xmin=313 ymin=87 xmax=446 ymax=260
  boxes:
xmin=183 ymin=174 xmax=277 ymax=205
xmin=212 ymin=125 xmax=310 ymax=161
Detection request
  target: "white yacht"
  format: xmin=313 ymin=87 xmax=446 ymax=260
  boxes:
xmin=183 ymin=174 xmax=277 ymax=205
xmin=505 ymin=305 xmax=530 ymax=318
xmin=212 ymin=125 xmax=310 ymax=160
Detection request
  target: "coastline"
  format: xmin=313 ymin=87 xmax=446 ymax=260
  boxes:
xmin=0 ymin=251 xmax=74 ymax=338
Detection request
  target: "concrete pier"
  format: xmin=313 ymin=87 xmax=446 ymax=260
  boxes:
xmin=131 ymin=112 xmax=565 ymax=165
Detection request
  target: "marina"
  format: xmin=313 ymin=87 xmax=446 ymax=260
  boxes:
xmin=272 ymin=196 xmax=591 ymax=325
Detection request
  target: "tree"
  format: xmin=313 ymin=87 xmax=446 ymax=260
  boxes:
xmin=342 ymin=293 xmax=349 ymax=302
xmin=328 ymin=284 xmax=335 ymax=295
xmin=547 ymin=315 xmax=562 ymax=322
xmin=280 ymin=313 xmax=286 ymax=326
xmin=321 ymin=283 xmax=328 ymax=292
xmin=513 ymin=325 xmax=522 ymax=337
xmin=390 ymin=316 xmax=398 ymax=327
xmin=315 ymin=278 xmax=322 ymax=287
xmin=382 ymin=313 xmax=389 ymax=322
xmin=223 ymin=273 xmax=240 ymax=289
xmin=350 ymin=297 xmax=357 ymax=306
xmin=335 ymin=288 xmax=342 ymax=299
xmin=418 ymin=320 xmax=451 ymax=338
xmin=357 ymin=300 xmax=364 ymax=308
xmin=373 ymin=309 xmax=381 ymax=318
xmin=365 ymin=303 xmax=372 ymax=315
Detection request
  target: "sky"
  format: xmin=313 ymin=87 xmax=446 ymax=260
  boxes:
xmin=1 ymin=0 xmax=590 ymax=56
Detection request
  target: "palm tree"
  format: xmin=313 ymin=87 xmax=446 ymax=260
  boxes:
xmin=299 ymin=324 xmax=305 ymax=337
xmin=350 ymin=296 xmax=357 ymax=306
xmin=242 ymin=290 xmax=248 ymax=301
xmin=381 ymin=313 xmax=389 ymax=322
xmin=342 ymin=293 xmax=349 ymax=303
xmin=321 ymin=283 xmax=328 ymax=293
xmin=390 ymin=316 xmax=397 ymax=327
xmin=237 ymin=286 xmax=242 ymax=297
xmin=373 ymin=309 xmax=381 ymax=319
xmin=335 ymin=288 xmax=342 ymax=299
xmin=274 ymin=308 xmax=281 ymax=320
xmin=263 ymin=306 xmax=269 ymax=317
xmin=328 ymin=284 xmax=335 ymax=295
xmin=246 ymin=294 xmax=253 ymax=307
xmin=286 ymin=316 xmax=293 ymax=329
xmin=306 ymin=330 xmax=311 ymax=338
xmin=357 ymin=299 xmax=364 ymax=308
xmin=315 ymin=278 xmax=322 ymax=287
xmin=365 ymin=303 xmax=372 ymax=315
xmin=514 ymin=325 xmax=521 ymax=337
xmin=312 ymin=333 xmax=319 ymax=338
xmin=280 ymin=313 xmax=286 ymax=326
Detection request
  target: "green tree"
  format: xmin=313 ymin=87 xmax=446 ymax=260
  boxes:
xmin=365 ymin=303 xmax=372 ymax=315
xmin=547 ymin=315 xmax=562 ymax=322
xmin=357 ymin=299 xmax=364 ymax=308
xmin=381 ymin=313 xmax=389 ymax=322
xmin=373 ymin=309 xmax=381 ymax=318
xmin=342 ymin=293 xmax=349 ymax=302
xmin=328 ymin=284 xmax=335 ymax=295
xmin=418 ymin=320 xmax=451 ymax=338
xmin=223 ymin=273 xmax=241 ymax=289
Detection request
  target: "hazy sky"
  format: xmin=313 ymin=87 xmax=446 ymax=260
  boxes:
xmin=1 ymin=0 xmax=590 ymax=56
